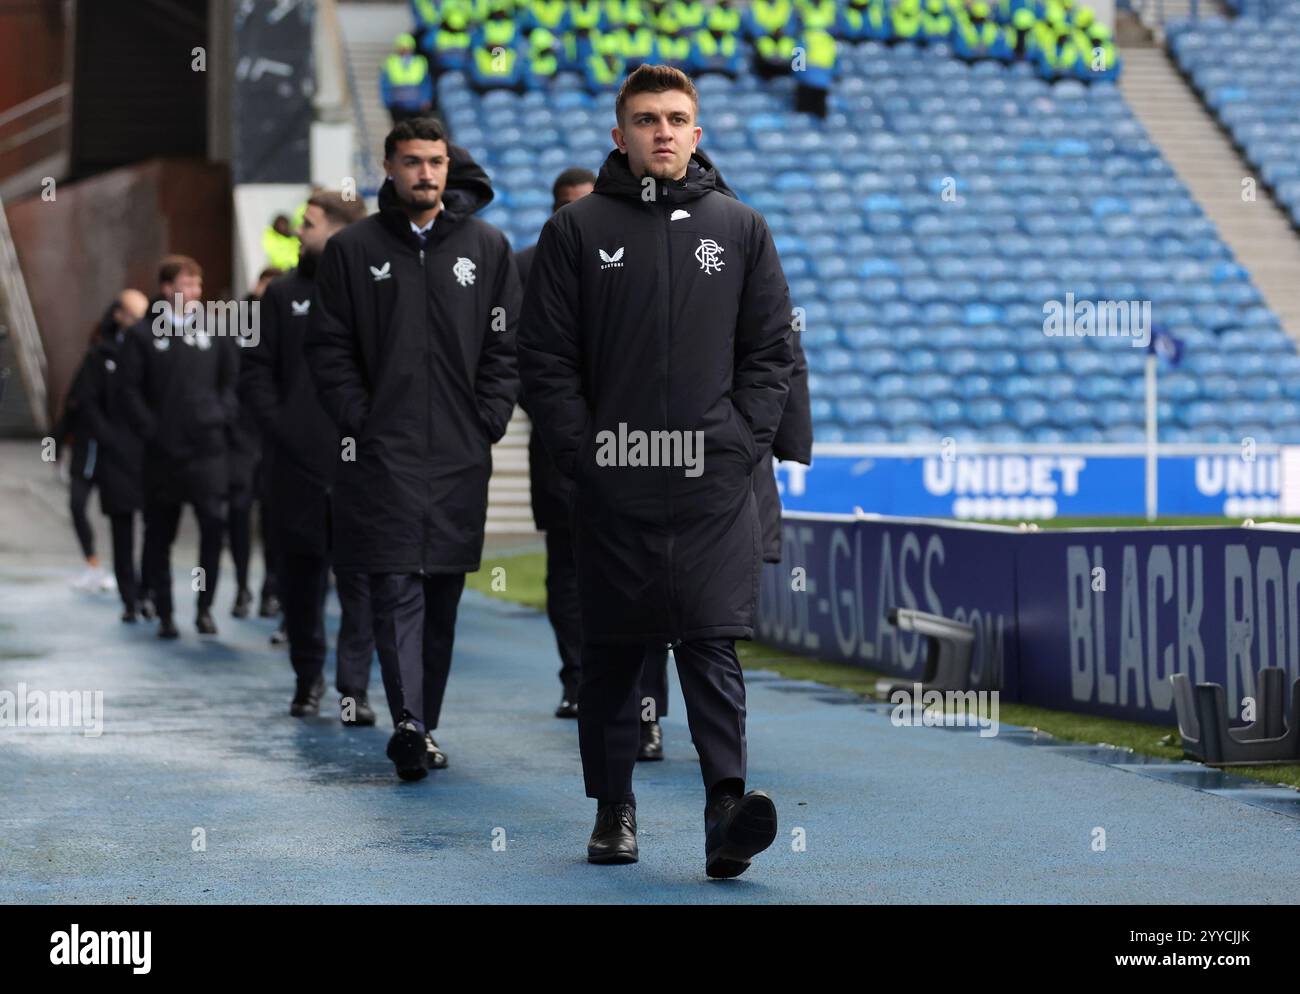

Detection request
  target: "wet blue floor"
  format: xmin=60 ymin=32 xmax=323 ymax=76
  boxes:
xmin=3 ymin=559 xmax=1300 ymax=904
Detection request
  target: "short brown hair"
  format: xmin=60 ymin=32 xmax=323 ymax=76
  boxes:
xmin=158 ymin=254 xmax=202 ymax=287
xmin=615 ymin=64 xmax=699 ymax=127
xmin=307 ymin=190 xmax=368 ymax=228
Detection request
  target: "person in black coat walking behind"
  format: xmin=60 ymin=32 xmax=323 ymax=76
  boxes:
xmin=120 ymin=255 xmax=238 ymax=640
xmin=305 ymin=117 xmax=521 ymax=780
xmin=518 ymin=65 xmax=796 ymax=877
xmin=61 ymin=289 xmax=150 ymax=614
xmin=242 ymin=190 xmax=377 ymax=723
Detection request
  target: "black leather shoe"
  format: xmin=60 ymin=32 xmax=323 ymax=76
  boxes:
xmin=424 ymin=732 xmax=448 ymax=769
xmin=289 ymin=673 xmax=327 ymax=718
xmin=258 ymin=591 xmax=281 ymax=618
xmin=705 ymin=790 xmax=778 ymax=879
xmin=231 ymin=587 xmax=253 ymax=618
xmin=139 ymin=597 xmax=157 ymax=621
xmin=637 ymin=719 xmax=664 ymax=761
xmin=587 ymin=803 xmax=638 ymax=864
xmin=120 ymin=607 xmax=138 ymax=624
xmin=196 ymin=609 xmax=218 ymax=636
xmin=157 ymin=616 xmax=179 ymax=640
xmin=555 ymin=691 xmax=579 ymax=719
xmin=269 ymin=623 xmax=288 ymax=647
xmin=340 ymin=692 xmax=377 ymax=727
xmin=387 ymin=720 xmax=428 ymax=781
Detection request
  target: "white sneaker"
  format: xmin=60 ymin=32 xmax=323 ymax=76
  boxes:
xmin=99 ymin=573 xmax=118 ymax=593
xmin=72 ymin=566 xmax=101 ymax=591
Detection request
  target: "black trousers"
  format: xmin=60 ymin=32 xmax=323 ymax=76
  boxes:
xmin=109 ymin=512 xmax=139 ymax=610
xmin=259 ymin=504 xmax=280 ymax=602
xmin=544 ymin=528 xmax=583 ymax=694
xmin=578 ymin=638 xmax=747 ymax=806
xmin=227 ymin=503 xmax=252 ymax=592
xmin=280 ymin=550 xmax=330 ymax=682
xmin=280 ymin=555 xmax=374 ymax=689
xmin=333 ymin=569 xmax=375 ymax=694
xmin=370 ymin=572 xmax=466 ymax=733
xmin=142 ymin=501 xmax=224 ymax=619
xmin=545 ymin=526 xmax=671 ymax=715
xmin=69 ymin=473 xmax=95 ymax=559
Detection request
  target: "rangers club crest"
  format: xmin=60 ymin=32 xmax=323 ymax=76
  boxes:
xmin=453 ymin=257 xmax=476 ymax=287
xmin=695 ymin=238 xmax=724 ymax=275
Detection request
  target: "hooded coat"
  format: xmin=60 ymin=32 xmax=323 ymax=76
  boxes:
xmin=518 ymin=148 xmax=795 ymax=644
xmin=64 ymin=323 xmax=145 ymax=515
xmin=516 ymin=164 xmax=813 ymax=554
xmin=240 ymin=254 xmax=340 ymax=556
xmin=304 ymin=146 xmax=520 ymax=574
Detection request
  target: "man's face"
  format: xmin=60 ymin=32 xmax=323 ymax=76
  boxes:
xmin=613 ymin=90 xmax=701 ymax=181
xmin=384 ymin=138 xmax=449 ymax=213
xmin=161 ymin=273 xmax=203 ymax=310
xmin=297 ymin=204 xmax=340 ymax=257
xmin=114 ymin=290 xmax=148 ymax=328
xmin=553 ymin=181 xmax=594 ymax=212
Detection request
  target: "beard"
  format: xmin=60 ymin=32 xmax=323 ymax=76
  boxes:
xmin=399 ymin=182 xmax=441 ymax=210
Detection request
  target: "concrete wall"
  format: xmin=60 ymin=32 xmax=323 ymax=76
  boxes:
xmin=7 ymin=158 xmax=231 ymax=428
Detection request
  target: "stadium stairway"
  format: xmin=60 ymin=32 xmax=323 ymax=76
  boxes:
xmin=339 ymin=1 xmax=538 ymax=536
xmin=1119 ymin=46 xmax=1300 ymax=338
xmin=1129 ymin=0 xmax=1228 ymax=42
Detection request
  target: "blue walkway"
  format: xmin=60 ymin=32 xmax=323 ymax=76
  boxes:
xmin=2 ymin=558 xmax=1299 ymax=904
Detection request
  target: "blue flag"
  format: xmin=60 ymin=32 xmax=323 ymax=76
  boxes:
xmin=1148 ymin=325 xmax=1184 ymax=366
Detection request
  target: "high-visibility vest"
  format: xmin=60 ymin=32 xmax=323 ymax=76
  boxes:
xmin=570 ymin=0 xmax=604 ymax=29
xmin=892 ymin=7 xmax=921 ymax=38
xmin=961 ymin=18 xmax=999 ymax=47
xmin=657 ymin=34 xmax=692 ymax=60
xmin=605 ymin=0 xmax=647 ymax=25
xmin=796 ymin=0 xmax=837 ymax=31
xmin=921 ymin=6 xmax=952 ymax=36
xmin=593 ymin=27 xmax=622 ymax=54
xmin=667 ymin=0 xmax=706 ymax=29
xmin=385 ymin=53 xmax=430 ymax=85
xmin=617 ymin=26 xmax=657 ymax=58
xmin=752 ymin=0 xmax=794 ymax=34
xmin=435 ymin=27 xmax=472 ymax=51
xmin=805 ymin=28 xmax=835 ymax=67
xmin=474 ymin=45 xmax=518 ymax=76
xmin=531 ymin=0 xmax=569 ymax=28
xmin=586 ymin=52 xmax=623 ymax=83
xmin=694 ymin=30 xmax=737 ymax=57
xmin=263 ymin=227 xmax=299 ymax=271
xmin=706 ymin=4 xmax=741 ymax=32
xmin=413 ymin=0 xmax=439 ymax=27
xmin=530 ymin=47 xmax=558 ymax=75
xmin=483 ymin=18 xmax=518 ymax=45
xmin=756 ymin=33 xmax=796 ymax=60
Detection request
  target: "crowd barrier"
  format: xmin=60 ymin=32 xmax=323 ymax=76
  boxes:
xmin=757 ymin=511 xmax=1300 ymax=724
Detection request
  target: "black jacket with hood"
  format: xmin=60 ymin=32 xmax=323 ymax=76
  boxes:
xmin=304 ymin=146 xmax=521 ymax=574
xmin=240 ymin=253 xmax=340 ymax=554
xmin=64 ymin=320 xmax=145 ymax=515
xmin=518 ymin=147 xmax=795 ymax=644
xmin=517 ymin=159 xmax=813 ymax=554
